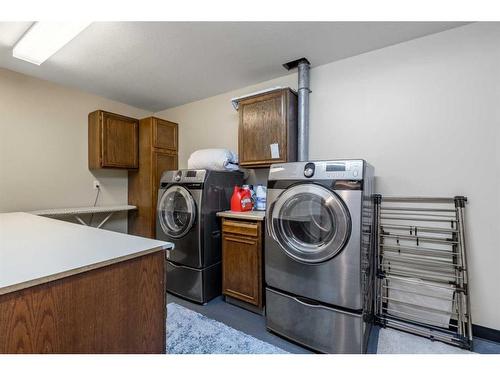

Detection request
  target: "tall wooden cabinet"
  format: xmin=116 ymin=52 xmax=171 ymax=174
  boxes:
xmin=237 ymin=88 xmax=297 ymax=168
xmin=128 ymin=117 xmax=178 ymax=238
xmin=88 ymin=110 xmax=139 ymax=170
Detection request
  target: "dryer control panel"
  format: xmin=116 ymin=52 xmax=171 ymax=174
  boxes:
xmin=323 ymin=160 xmax=363 ymax=180
xmin=269 ymin=160 xmax=365 ymax=181
xmin=160 ymin=169 xmax=207 ymax=184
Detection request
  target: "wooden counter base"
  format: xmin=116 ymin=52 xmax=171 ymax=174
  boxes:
xmin=0 ymin=251 xmax=166 ymax=354
xmin=221 ymin=218 xmax=263 ymax=312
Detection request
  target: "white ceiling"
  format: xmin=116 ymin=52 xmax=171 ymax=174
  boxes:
xmin=0 ymin=22 xmax=468 ymax=111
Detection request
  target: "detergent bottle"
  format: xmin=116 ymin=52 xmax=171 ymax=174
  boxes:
xmin=242 ymin=185 xmax=255 ymax=207
xmin=231 ymin=186 xmax=253 ymax=212
xmin=255 ymin=184 xmax=267 ymax=211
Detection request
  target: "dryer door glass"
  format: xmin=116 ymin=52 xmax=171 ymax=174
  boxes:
xmin=271 ymin=184 xmax=351 ymax=263
xmin=158 ymin=185 xmax=196 ymax=238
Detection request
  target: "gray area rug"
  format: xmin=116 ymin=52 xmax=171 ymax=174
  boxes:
xmin=167 ymin=302 xmax=472 ymax=354
xmin=167 ymin=303 xmax=288 ymax=354
xmin=377 ymin=327 xmax=471 ymax=354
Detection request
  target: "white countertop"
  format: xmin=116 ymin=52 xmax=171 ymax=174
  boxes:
xmin=216 ymin=210 xmax=266 ymax=221
xmin=0 ymin=212 xmax=173 ymax=295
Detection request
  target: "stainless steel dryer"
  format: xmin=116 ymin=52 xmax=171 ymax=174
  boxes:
xmin=157 ymin=169 xmax=243 ymax=304
xmin=265 ymin=160 xmax=375 ymax=353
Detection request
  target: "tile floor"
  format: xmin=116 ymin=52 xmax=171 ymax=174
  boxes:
xmin=167 ymin=293 xmax=500 ymax=354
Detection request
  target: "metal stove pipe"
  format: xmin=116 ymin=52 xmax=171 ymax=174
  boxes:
xmin=283 ymin=57 xmax=311 ymax=161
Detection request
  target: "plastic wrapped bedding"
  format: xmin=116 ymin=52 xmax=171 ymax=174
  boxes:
xmin=187 ymin=148 xmax=239 ymax=171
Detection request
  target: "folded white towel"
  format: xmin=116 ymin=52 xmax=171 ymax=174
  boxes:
xmin=188 ymin=148 xmax=239 ymax=171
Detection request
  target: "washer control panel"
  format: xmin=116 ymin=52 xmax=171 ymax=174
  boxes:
xmin=323 ymin=160 xmax=363 ymax=180
xmin=303 ymin=162 xmax=315 ymax=178
xmin=270 ymin=160 xmax=364 ymax=181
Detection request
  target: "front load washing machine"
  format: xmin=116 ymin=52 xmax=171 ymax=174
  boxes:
xmin=156 ymin=169 xmax=243 ymax=304
xmin=265 ymin=160 xmax=375 ymax=353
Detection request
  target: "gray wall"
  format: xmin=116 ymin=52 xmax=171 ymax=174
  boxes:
xmin=156 ymin=23 xmax=500 ymax=330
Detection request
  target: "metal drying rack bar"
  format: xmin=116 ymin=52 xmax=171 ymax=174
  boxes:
xmin=374 ymin=195 xmax=473 ymax=350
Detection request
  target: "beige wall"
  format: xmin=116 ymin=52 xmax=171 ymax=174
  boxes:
xmin=0 ymin=68 xmax=151 ymax=232
xmin=156 ymin=22 xmax=500 ymax=330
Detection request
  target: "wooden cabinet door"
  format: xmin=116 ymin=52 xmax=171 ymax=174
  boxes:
xmin=101 ymin=112 xmax=139 ymax=168
xmin=153 ymin=118 xmax=178 ymax=151
xmin=152 ymin=150 xmax=178 ymax=196
xmin=238 ymin=90 xmax=287 ymax=167
xmin=222 ymin=233 xmax=261 ymax=306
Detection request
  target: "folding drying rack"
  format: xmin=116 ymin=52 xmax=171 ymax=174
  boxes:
xmin=373 ymin=195 xmax=473 ymax=350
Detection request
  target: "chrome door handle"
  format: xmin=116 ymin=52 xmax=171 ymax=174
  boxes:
xmin=290 ymin=295 xmax=359 ymax=317
xmin=266 ymin=202 xmax=277 ymax=241
xmin=167 ymin=261 xmax=200 ymax=272
xmin=293 ymin=296 xmax=322 ymax=308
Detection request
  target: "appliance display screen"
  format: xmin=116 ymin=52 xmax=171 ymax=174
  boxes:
xmin=186 ymin=171 xmax=197 ymax=177
xmin=326 ymin=163 xmax=345 ymax=172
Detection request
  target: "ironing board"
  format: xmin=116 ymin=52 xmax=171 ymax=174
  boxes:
xmin=28 ymin=205 xmax=137 ymax=229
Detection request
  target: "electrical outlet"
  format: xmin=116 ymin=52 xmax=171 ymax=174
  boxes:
xmin=93 ymin=180 xmax=100 ymax=190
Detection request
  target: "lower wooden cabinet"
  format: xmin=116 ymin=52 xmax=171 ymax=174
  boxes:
xmin=153 ymin=150 xmax=177 ymax=196
xmin=221 ymin=218 xmax=263 ymax=311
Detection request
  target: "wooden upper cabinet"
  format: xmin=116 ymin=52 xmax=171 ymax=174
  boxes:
xmin=153 ymin=118 xmax=178 ymax=151
xmin=238 ymin=88 xmax=297 ymax=168
xmin=88 ymin=110 xmax=139 ymax=169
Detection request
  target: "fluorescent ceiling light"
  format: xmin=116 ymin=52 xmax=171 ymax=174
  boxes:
xmin=13 ymin=22 xmax=91 ymax=65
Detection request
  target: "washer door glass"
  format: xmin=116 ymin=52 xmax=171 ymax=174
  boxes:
xmin=270 ymin=184 xmax=351 ymax=263
xmin=158 ymin=185 xmax=196 ymax=238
